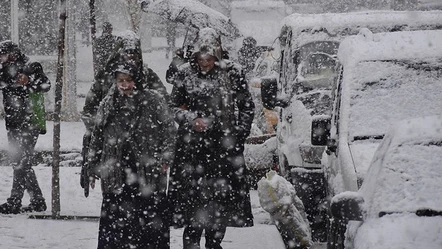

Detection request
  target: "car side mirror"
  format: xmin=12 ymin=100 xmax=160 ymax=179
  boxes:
xmin=311 ymin=116 xmax=331 ymax=146
xmin=330 ymin=192 xmax=364 ymax=221
xmin=326 ymin=138 xmax=337 ymax=155
xmin=261 ymin=77 xmax=289 ymax=110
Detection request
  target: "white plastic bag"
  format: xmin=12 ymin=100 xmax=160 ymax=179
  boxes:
xmin=257 ymin=170 xmax=313 ymax=248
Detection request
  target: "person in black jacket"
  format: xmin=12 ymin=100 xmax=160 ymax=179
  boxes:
xmin=237 ymin=36 xmax=259 ymax=77
xmin=169 ymin=28 xmax=255 ymax=249
xmin=86 ymin=62 xmax=176 ymax=249
xmin=82 ymin=30 xmax=169 ymax=130
xmin=0 ymin=40 xmax=51 ymax=214
xmin=94 ymin=22 xmax=116 ymax=74
xmin=80 ymin=31 xmax=169 ymax=194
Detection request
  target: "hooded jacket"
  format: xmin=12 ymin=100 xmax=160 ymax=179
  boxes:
xmin=87 ymin=63 xmax=176 ymax=195
xmin=82 ymin=31 xmax=169 ymax=131
xmin=0 ymin=40 xmax=51 ymax=130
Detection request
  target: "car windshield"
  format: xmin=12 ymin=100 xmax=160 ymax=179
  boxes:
xmin=295 ymin=41 xmax=339 ymax=92
xmin=348 ymin=59 xmax=442 ymax=139
xmin=298 ymin=41 xmax=339 ymax=62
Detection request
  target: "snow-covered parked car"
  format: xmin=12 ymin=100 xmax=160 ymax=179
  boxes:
xmin=322 ymin=29 xmax=442 ymax=198
xmin=322 ymin=30 xmax=442 ymax=249
xmin=261 ymin=10 xmax=442 ymax=243
xmin=330 ymin=115 xmax=442 ymax=249
xmin=264 ymin=10 xmax=442 ymax=177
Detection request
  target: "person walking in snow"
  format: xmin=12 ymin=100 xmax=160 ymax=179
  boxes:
xmin=94 ymin=21 xmax=116 ymax=74
xmin=165 ymin=47 xmax=187 ymax=85
xmin=0 ymin=40 xmax=51 ymax=214
xmin=86 ymin=62 xmax=176 ymax=249
xmin=168 ymin=27 xmax=255 ymax=249
xmin=81 ymin=30 xmax=169 ymax=194
xmin=82 ymin=30 xmax=169 ymax=129
xmin=237 ymin=36 xmax=259 ymax=77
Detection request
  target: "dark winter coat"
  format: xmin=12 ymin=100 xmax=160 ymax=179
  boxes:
xmin=0 ymin=52 xmax=51 ymax=131
xmin=169 ymin=57 xmax=255 ymax=228
xmin=87 ymin=85 xmax=176 ymax=195
xmin=165 ymin=50 xmax=187 ymax=85
xmin=238 ymin=37 xmax=259 ymax=76
xmin=82 ymin=31 xmax=169 ymax=131
xmin=94 ymin=33 xmax=116 ymax=73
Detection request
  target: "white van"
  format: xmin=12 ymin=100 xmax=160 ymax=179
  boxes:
xmin=260 ymin=10 xmax=442 ymax=243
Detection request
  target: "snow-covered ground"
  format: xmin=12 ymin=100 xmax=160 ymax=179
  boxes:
xmin=0 ymin=166 xmax=285 ymax=249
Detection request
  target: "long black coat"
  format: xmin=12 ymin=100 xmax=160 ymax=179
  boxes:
xmin=87 ymin=86 xmax=176 ymax=248
xmin=87 ymin=87 xmax=176 ymax=195
xmin=169 ymin=60 xmax=255 ymax=228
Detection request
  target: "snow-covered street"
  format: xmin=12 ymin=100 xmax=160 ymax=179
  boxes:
xmin=0 ymin=166 xmax=287 ymax=249
xmin=2 ymin=1 xmax=441 ymax=248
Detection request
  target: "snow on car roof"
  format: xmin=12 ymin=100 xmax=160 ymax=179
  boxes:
xmin=281 ymin=10 xmax=442 ymax=36
xmin=338 ymin=29 xmax=442 ymax=66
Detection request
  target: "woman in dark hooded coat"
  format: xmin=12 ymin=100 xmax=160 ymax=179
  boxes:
xmin=169 ymin=28 xmax=255 ymax=249
xmin=86 ymin=62 xmax=176 ymax=249
xmin=82 ymin=30 xmax=168 ymax=131
xmin=81 ymin=30 xmax=170 ymax=194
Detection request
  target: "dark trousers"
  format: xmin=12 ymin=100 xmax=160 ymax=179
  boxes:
xmin=6 ymin=128 xmax=44 ymax=205
xmin=97 ymin=186 xmax=170 ymax=249
xmin=183 ymin=224 xmax=227 ymax=249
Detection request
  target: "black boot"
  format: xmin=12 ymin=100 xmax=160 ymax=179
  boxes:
xmin=22 ymin=199 xmax=47 ymax=212
xmin=0 ymin=201 xmax=22 ymax=214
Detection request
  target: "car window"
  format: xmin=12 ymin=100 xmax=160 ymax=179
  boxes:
xmin=296 ymin=90 xmax=332 ymax=116
xmin=297 ymin=41 xmax=339 ymax=63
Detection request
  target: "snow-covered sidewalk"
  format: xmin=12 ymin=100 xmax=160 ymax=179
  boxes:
xmin=0 ymin=166 xmax=284 ymax=249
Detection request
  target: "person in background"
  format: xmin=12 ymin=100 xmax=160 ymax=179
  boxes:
xmin=165 ymin=47 xmax=187 ymax=85
xmin=83 ymin=30 xmax=169 ymax=127
xmin=86 ymin=62 xmax=176 ymax=248
xmin=168 ymin=27 xmax=255 ymax=249
xmin=80 ymin=30 xmax=169 ymax=193
xmin=94 ymin=22 xmax=116 ymax=74
xmin=166 ymin=44 xmax=230 ymax=86
xmin=0 ymin=40 xmax=51 ymax=214
xmin=237 ymin=36 xmax=259 ymax=77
